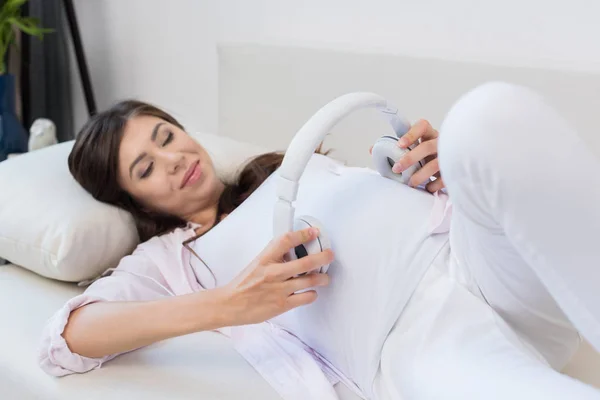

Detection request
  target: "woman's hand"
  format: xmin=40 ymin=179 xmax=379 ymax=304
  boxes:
xmin=394 ymin=119 xmax=445 ymax=192
xmin=220 ymin=227 xmax=333 ymax=326
xmin=371 ymin=119 xmax=445 ymax=193
xmin=60 ymin=228 xmax=331 ymax=360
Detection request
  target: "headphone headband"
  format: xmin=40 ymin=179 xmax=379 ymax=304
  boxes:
xmin=273 ymin=92 xmax=410 ymax=237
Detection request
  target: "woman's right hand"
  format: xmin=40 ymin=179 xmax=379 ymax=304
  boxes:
xmin=220 ymin=227 xmax=333 ymax=326
xmin=57 ymin=228 xmax=331 ymax=361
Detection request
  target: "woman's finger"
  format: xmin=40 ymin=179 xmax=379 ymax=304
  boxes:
xmin=409 ymin=158 xmax=440 ymax=188
xmin=285 ymin=273 xmax=330 ymax=294
xmin=281 ymin=249 xmax=334 ymax=279
xmin=392 ymin=139 xmax=437 ymax=173
xmin=397 ymin=119 xmax=438 ymax=148
xmin=264 ymin=227 xmax=319 ymax=262
xmin=426 ymin=177 xmax=445 ymax=193
xmin=285 ymin=290 xmax=318 ymax=310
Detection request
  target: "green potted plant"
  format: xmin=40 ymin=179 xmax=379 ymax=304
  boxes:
xmin=0 ymin=0 xmax=52 ymax=161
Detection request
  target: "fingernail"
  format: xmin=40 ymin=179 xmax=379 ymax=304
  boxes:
xmin=392 ymin=163 xmax=404 ymax=173
xmin=310 ymin=227 xmax=319 ymax=236
xmin=397 ymin=138 xmax=408 ymax=148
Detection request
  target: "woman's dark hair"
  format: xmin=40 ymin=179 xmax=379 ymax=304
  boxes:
xmin=69 ymin=100 xmax=327 ymax=243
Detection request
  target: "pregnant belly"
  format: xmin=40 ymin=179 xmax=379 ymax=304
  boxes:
xmin=191 ymin=155 xmax=449 ymax=391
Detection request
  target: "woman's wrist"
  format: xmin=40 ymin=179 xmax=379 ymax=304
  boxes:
xmin=182 ymin=287 xmax=236 ymax=333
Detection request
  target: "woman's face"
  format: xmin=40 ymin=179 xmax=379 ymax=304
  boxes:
xmin=117 ymin=115 xmax=222 ymax=220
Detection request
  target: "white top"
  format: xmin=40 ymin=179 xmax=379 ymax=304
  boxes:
xmin=190 ymin=154 xmax=450 ymax=395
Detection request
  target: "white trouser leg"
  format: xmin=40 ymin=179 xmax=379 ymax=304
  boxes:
xmin=373 ymin=261 xmax=600 ymax=400
xmin=438 ymin=81 xmax=600 ymax=368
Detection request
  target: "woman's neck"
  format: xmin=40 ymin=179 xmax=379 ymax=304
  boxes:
xmin=184 ymin=180 xmax=226 ymax=230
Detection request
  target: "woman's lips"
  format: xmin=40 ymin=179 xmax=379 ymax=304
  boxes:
xmin=181 ymin=161 xmax=202 ymax=188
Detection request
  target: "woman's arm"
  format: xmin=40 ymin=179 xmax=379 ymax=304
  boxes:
xmin=39 ymin=252 xmax=191 ymax=376
xmin=42 ymin=227 xmax=331 ymax=374
xmin=63 ymin=288 xmax=229 ymax=358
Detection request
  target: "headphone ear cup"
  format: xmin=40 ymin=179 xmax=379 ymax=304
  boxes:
xmin=293 ymin=216 xmax=331 ymax=274
xmin=372 ymin=136 xmax=419 ymax=184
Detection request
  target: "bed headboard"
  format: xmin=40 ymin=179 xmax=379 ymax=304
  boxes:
xmin=218 ymin=43 xmax=600 ymax=167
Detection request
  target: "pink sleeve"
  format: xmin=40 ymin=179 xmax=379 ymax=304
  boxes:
xmin=38 ymin=243 xmax=174 ymax=377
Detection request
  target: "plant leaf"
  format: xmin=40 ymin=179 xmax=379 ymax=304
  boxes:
xmin=6 ymin=0 xmax=28 ymax=7
xmin=0 ymin=0 xmax=53 ymax=71
xmin=21 ymin=17 xmax=54 ymax=34
xmin=0 ymin=27 xmax=14 ymax=74
xmin=7 ymin=16 xmax=46 ymax=39
xmin=2 ymin=0 xmax=28 ymax=18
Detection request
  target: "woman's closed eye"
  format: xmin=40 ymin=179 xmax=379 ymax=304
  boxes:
xmin=136 ymin=130 xmax=174 ymax=179
xmin=162 ymin=132 xmax=174 ymax=147
xmin=140 ymin=162 xmax=154 ymax=179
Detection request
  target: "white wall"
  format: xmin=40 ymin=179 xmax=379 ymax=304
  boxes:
xmin=216 ymin=0 xmax=600 ymax=73
xmin=70 ymin=0 xmax=600 ymax=135
xmin=70 ymin=0 xmax=218 ymax=133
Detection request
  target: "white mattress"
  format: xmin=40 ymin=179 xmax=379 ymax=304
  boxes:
xmin=3 ymin=263 xmax=599 ymax=400
xmin=0 ymin=264 xmax=359 ymax=400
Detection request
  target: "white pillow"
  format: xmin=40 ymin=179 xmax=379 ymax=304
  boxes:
xmin=0 ymin=131 xmax=271 ymax=282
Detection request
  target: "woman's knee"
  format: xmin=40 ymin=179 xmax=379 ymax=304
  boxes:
xmin=438 ymin=81 xmax=550 ymax=184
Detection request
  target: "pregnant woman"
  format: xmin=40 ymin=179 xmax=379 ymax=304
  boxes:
xmin=39 ymin=82 xmax=600 ymax=400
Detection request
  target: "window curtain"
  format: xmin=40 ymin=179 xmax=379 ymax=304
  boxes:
xmin=12 ymin=0 xmax=73 ymax=143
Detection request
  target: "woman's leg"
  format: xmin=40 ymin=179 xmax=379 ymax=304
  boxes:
xmin=373 ymin=263 xmax=600 ymax=399
xmin=437 ymin=81 xmax=600 ymax=369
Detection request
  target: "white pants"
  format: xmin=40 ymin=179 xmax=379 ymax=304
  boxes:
xmin=374 ymin=82 xmax=600 ymax=399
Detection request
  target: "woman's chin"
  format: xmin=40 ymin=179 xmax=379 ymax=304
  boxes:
xmin=193 ymin=172 xmax=221 ymax=200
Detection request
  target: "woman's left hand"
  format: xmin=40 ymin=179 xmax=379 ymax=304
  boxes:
xmin=372 ymin=119 xmax=445 ymax=193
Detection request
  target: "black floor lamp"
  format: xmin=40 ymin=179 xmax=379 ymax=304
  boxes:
xmin=62 ymin=0 xmax=96 ymax=117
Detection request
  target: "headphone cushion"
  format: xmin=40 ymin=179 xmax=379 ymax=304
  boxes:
xmin=372 ymin=136 xmax=418 ymax=184
xmin=293 ymin=215 xmax=331 ymax=274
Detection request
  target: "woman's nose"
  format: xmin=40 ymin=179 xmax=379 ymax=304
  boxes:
xmin=169 ymin=158 xmax=185 ymax=174
xmin=169 ymin=162 xmax=183 ymax=174
xmin=158 ymin=150 xmax=185 ymax=174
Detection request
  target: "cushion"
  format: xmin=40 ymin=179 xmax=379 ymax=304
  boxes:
xmin=0 ymin=131 xmax=272 ymax=282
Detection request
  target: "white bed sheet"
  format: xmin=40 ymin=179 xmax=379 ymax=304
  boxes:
xmin=2 ymin=261 xmax=599 ymax=399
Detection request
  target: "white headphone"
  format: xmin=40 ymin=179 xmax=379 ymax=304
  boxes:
xmin=273 ymin=92 xmax=421 ymax=273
